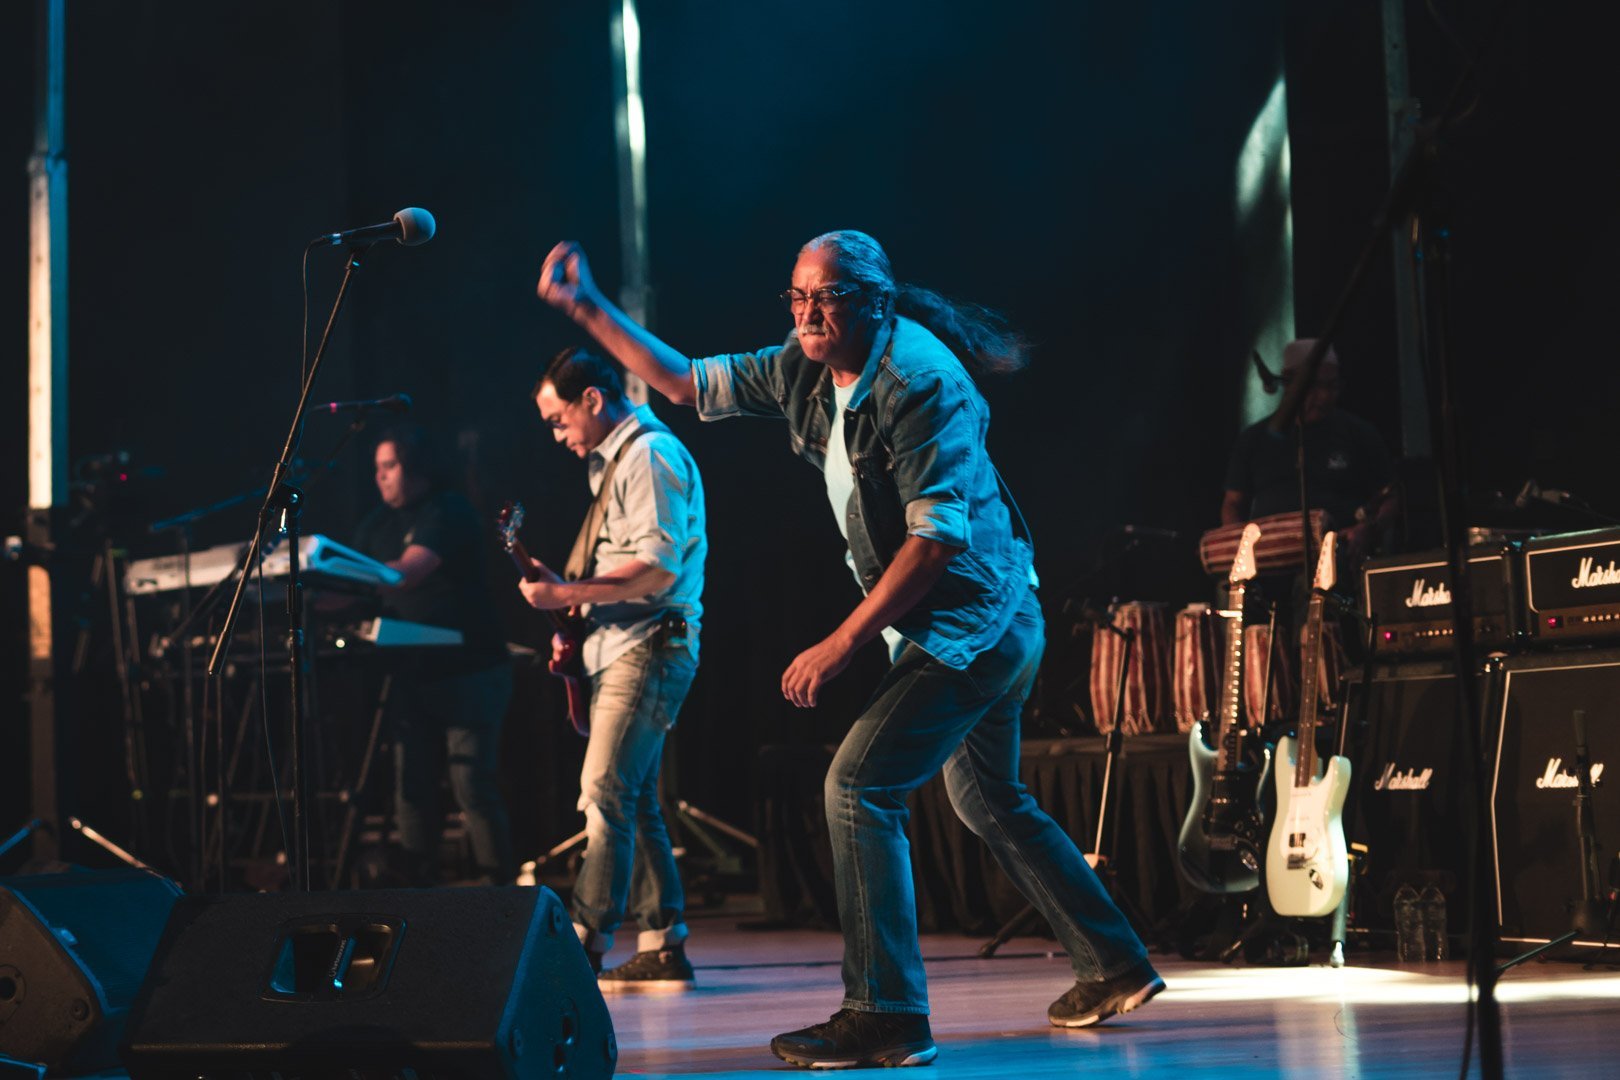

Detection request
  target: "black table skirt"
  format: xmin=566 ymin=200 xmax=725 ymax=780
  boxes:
xmin=754 ymin=733 xmax=1194 ymax=935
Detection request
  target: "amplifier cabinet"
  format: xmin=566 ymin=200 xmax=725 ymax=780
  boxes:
xmin=1362 ymin=547 xmax=1521 ymax=656
xmin=1523 ymin=528 xmax=1620 ymax=644
xmin=1341 ymin=660 xmax=1481 ymax=935
xmin=1492 ymin=649 xmax=1620 ymax=948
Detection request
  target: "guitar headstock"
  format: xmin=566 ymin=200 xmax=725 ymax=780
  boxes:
xmin=1314 ymin=531 xmax=1338 ymax=592
xmin=496 ymin=500 xmax=526 ymax=552
xmin=1230 ymin=522 xmax=1262 ymax=584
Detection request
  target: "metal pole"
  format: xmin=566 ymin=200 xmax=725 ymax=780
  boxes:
xmin=26 ymin=0 xmax=70 ymax=864
xmin=1380 ymin=0 xmax=1431 ymax=459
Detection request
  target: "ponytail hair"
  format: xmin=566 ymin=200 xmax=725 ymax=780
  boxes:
xmin=801 ymin=230 xmax=1031 ymax=375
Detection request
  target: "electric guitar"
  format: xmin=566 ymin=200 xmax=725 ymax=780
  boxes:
xmin=1266 ymin=531 xmax=1353 ymax=917
xmin=496 ymin=501 xmax=591 ymax=737
xmin=1178 ymin=522 xmax=1272 ymax=893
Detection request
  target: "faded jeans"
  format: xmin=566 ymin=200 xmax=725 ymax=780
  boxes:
xmin=572 ymin=636 xmax=698 ymax=955
xmin=393 ymin=661 xmax=515 ymax=882
xmin=827 ymin=587 xmax=1148 ymax=1014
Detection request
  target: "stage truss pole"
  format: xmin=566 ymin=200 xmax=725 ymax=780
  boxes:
xmin=24 ymin=0 xmax=71 ymax=866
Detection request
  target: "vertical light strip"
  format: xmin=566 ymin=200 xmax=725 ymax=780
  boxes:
xmin=29 ymin=0 xmax=69 ymax=509
xmin=611 ymin=0 xmax=652 ymax=403
xmin=1235 ymin=75 xmax=1295 ymax=427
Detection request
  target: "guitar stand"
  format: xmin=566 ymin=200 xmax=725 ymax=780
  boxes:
xmin=1209 ymin=604 xmax=1294 ymax=966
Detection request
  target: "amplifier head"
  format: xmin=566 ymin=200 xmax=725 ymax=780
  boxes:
xmin=1361 ymin=546 xmax=1521 ymax=656
xmin=1523 ymin=528 xmax=1620 ymax=644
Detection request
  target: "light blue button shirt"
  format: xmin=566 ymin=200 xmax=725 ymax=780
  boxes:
xmin=580 ymin=405 xmax=706 ymax=675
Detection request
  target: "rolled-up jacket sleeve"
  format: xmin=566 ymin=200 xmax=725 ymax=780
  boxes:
xmin=890 ymin=368 xmax=978 ymax=551
xmin=692 ymin=345 xmax=788 ymax=421
xmin=610 ymin=439 xmax=693 ymax=577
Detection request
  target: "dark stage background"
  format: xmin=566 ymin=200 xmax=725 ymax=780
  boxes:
xmin=3 ymin=2 xmax=1615 ymax=879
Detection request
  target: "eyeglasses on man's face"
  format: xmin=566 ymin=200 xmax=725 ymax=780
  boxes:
xmin=779 ymin=283 xmax=865 ymax=313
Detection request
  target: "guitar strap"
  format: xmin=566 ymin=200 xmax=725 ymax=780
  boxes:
xmin=563 ymin=425 xmax=656 ymax=582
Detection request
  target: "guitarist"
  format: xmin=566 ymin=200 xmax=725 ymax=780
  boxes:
xmin=351 ymin=423 xmax=516 ymax=887
xmin=518 ymin=347 xmax=707 ymax=992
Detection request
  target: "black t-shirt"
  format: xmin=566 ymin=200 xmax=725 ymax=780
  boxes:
xmin=1224 ymin=409 xmax=1395 ymax=528
xmin=352 ymin=489 xmax=506 ymax=671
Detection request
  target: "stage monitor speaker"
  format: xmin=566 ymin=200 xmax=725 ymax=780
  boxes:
xmin=1492 ymin=649 xmax=1620 ymax=949
xmin=0 ymin=869 xmax=182 ymax=1075
xmin=119 ymin=884 xmax=614 ymax=1080
xmin=1341 ymin=660 xmax=1481 ymax=935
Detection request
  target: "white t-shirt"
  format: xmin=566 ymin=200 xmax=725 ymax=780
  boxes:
xmin=825 ymin=379 xmax=905 ymax=660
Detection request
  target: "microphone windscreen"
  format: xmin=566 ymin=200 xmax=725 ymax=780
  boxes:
xmin=394 ymin=207 xmax=436 ymax=246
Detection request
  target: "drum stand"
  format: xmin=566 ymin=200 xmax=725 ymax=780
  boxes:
xmin=979 ymin=614 xmax=1141 ymax=958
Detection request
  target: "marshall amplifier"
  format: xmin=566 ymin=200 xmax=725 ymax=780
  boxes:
xmin=1492 ymin=650 xmax=1620 ymax=949
xmin=1340 ymin=660 xmax=1484 ymax=937
xmin=1362 ymin=547 xmax=1522 ymax=656
xmin=1523 ymin=528 xmax=1620 ymax=644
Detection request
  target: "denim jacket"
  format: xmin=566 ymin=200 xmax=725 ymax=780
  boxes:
xmin=692 ymin=316 xmax=1034 ymax=669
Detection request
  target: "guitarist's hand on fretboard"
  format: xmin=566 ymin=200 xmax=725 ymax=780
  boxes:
xmin=518 ymin=558 xmax=572 ymax=610
xmin=497 ymin=500 xmax=592 ymax=736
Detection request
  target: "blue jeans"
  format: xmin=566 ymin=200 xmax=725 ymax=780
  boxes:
xmin=392 ymin=662 xmax=515 ymax=882
xmin=572 ymin=637 xmax=698 ymax=954
xmin=827 ymin=588 xmax=1147 ymax=1014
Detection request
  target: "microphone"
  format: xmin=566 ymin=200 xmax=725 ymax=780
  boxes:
xmin=313 ymin=207 xmax=436 ymax=248
xmin=319 ymin=393 xmax=413 ymax=415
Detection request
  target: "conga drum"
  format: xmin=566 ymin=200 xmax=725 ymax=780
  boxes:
xmin=1089 ymin=601 xmax=1174 ymax=734
xmin=1242 ymin=622 xmax=1298 ymax=729
xmin=1172 ymin=603 xmax=1223 ymax=734
xmin=1198 ymin=509 xmax=1333 ymax=577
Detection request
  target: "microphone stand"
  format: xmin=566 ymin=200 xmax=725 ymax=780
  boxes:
xmin=151 ymin=420 xmax=371 ymax=891
xmin=1261 ymin=25 xmax=1505 ymax=1073
xmin=206 ymin=242 xmax=374 ymax=892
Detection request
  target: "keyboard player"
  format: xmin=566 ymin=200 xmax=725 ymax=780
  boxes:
xmin=349 ymin=422 xmax=516 ymax=886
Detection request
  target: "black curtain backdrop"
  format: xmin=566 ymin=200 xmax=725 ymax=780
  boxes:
xmin=4 ymin=2 xmax=1615 ymax=880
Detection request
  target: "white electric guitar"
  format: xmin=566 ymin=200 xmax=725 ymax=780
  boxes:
xmin=1266 ymin=531 xmax=1352 ymax=917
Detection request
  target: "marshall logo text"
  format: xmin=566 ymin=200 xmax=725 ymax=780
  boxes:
xmin=1535 ymin=757 xmax=1606 ymax=789
xmin=1374 ymin=763 xmax=1435 ymax=791
xmin=1570 ymin=556 xmax=1620 ymax=590
xmin=1404 ymin=579 xmax=1452 ymax=608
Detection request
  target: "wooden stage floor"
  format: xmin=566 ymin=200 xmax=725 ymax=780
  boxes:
xmin=607 ymin=904 xmax=1620 ymax=1078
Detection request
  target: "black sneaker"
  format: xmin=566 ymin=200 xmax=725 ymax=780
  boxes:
xmin=1047 ymin=961 xmax=1165 ymax=1028
xmin=770 ymin=1010 xmax=937 ymax=1069
xmin=597 ymin=943 xmax=695 ymax=993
